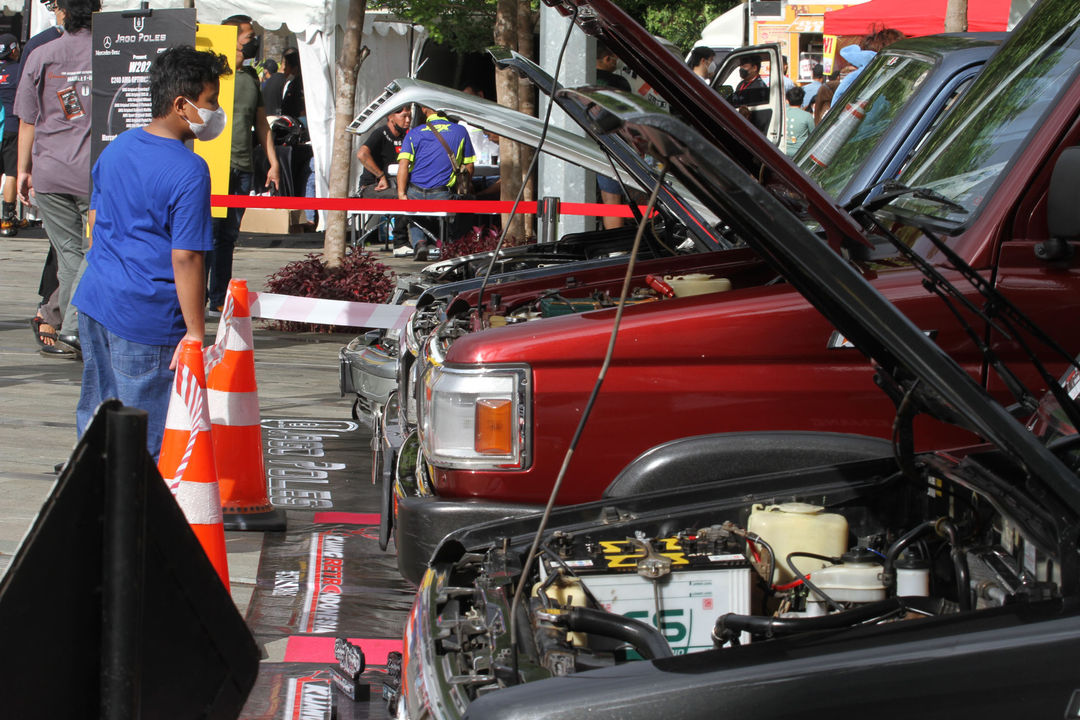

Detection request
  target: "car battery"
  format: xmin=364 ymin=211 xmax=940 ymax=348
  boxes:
xmin=542 ymin=534 xmax=753 ymax=653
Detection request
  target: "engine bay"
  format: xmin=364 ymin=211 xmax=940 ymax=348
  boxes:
xmin=419 ymin=461 xmax=1065 ymax=704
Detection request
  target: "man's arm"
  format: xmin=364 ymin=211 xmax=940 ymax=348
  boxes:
xmin=357 ymin=144 xmax=389 ymax=191
xmin=397 ymin=161 xmax=410 ymax=200
xmin=16 ymin=120 xmax=34 ymax=205
xmin=170 ymin=249 xmax=206 ymax=369
xmin=254 ymin=106 xmax=281 ymax=191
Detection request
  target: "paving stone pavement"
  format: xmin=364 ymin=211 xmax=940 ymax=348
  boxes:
xmin=0 ymin=226 xmax=417 ymax=611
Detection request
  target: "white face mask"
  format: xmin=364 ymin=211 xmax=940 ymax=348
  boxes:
xmin=706 ymin=60 xmax=717 ymax=76
xmin=184 ymin=98 xmax=227 ymax=142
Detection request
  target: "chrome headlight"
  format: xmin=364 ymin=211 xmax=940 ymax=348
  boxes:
xmin=404 ymin=310 xmax=422 ymax=357
xmin=420 ymin=365 xmax=530 ymax=470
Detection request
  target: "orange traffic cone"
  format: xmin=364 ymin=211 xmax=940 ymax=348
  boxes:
xmin=205 ymin=279 xmax=286 ymax=532
xmin=158 ymin=339 xmax=231 ymax=590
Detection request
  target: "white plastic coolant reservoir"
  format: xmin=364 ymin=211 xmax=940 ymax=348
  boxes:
xmin=809 ymin=561 xmax=887 ymax=604
xmin=663 ymin=273 xmax=732 ymax=297
xmin=747 ymin=503 xmax=848 ymax=584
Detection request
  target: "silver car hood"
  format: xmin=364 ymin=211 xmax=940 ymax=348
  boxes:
xmin=348 ymin=78 xmax=646 ymax=193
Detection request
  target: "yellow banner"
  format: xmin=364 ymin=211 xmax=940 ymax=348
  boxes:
xmin=823 ymin=34 xmax=838 ymax=75
xmin=194 ymin=24 xmax=236 ymax=218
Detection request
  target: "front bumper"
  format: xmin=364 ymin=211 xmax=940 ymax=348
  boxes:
xmin=339 ymin=332 xmax=399 ymax=424
xmin=394 ymin=493 xmax=543 ymax=584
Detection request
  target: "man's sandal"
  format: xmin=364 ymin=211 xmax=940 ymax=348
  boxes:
xmin=30 ymin=317 xmax=77 ymax=357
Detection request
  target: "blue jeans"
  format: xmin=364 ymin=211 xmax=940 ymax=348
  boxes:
xmin=208 ymin=169 xmax=253 ymax=308
xmin=76 ymin=313 xmax=176 ymax=460
xmin=305 ymin=156 xmax=317 ymax=223
xmin=405 ymin=184 xmax=451 ymax=248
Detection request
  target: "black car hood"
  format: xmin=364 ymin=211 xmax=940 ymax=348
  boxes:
xmin=543 ymin=0 xmax=870 ymax=254
xmin=556 ymin=88 xmax=1080 ymax=515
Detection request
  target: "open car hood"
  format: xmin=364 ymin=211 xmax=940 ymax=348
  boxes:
xmin=542 ymin=0 xmax=871 ymax=253
xmin=561 ymin=87 xmax=1080 ymax=514
xmin=349 ymin=76 xmax=724 ymax=251
xmin=347 ymin=78 xmax=637 ymax=190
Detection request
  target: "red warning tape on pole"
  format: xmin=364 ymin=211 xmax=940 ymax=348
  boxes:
xmin=211 ymin=194 xmax=651 ymax=218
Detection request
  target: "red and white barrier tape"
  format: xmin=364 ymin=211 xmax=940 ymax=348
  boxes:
xmin=203 ymin=291 xmax=235 ymax=374
xmin=211 ymin=194 xmax=653 ymax=218
xmin=169 ymin=361 xmax=211 ymax=491
xmin=248 ymin=292 xmax=413 ymax=329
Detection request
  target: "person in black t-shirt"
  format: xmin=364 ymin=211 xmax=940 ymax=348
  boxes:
xmin=356 ymin=104 xmax=411 ymax=250
xmin=730 ymin=53 xmax=769 ymax=107
xmin=0 ymin=33 xmax=21 ymax=237
xmin=595 ymin=41 xmax=631 ymax=92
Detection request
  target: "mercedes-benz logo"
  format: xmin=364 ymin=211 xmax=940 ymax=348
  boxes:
xmin=103 ymin=36 xmax=112 ymax=49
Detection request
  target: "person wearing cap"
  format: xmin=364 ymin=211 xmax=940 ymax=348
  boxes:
xmin=0 ymin=33 xmax=20 ymax=237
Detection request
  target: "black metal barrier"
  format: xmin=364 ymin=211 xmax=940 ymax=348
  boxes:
xmin=0 ymin=400 xmax=259 ymax=719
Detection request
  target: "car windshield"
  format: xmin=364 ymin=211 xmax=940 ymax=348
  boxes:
xmin=795 ymin=52 xmax=934 ymax=197
xmin=886 ymin=1 xmax=1080 ymax=226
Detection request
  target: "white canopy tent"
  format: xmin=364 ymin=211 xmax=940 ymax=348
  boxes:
xmin=23 ymin=0 xmax=426 ymax=225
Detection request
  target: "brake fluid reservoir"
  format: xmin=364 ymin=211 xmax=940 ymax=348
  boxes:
xmin=747 ymin=502 xmax=848 ymax=584
xmin=809 ymin=560 xmax=887 ymax=604
xmin=894 ymin=553 xmax=931 ymax=597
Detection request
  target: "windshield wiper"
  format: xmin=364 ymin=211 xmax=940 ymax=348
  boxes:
xmin=851 ymin=206 xmax=1080 ymax=439
xmin=846 ymin=180 xmax=968 ymax=216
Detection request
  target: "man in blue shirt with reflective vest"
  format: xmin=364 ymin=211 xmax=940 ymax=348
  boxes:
xmin=397 ymin=103 xmax=475 ymax=260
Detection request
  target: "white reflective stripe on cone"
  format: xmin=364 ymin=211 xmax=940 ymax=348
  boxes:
xmin=164 ymin=392 xmax=194 ymax=431
xmin=173 ymin=479 xmax=224 ymax=524
xmin=207 ymin=388 xmax=261 ymax=426
xmin=223 ymin=316 xmax=254 ymax=352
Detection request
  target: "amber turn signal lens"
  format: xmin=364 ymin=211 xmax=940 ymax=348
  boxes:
xmin=475 ymin=398 xmax=513 ymax=455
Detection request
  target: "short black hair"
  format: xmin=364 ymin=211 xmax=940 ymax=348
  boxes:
xmin=58 ymin=0 xmax=99 ymax=32
xmin=688 ymin=46 xmax=715 ymax=68
xmin=150 ymin=46 xmax=232 ymax=119
xmin=262 ymin=58 xmax=278 ymax=74
xmin=223 ymin=14 xmax=253 ymax=26
xmin=742 ymin=53 xmax=761 ymax=70
xmin=786 ymin=86 xmax=805 ymax=106
xmin=812 ymin=63 xmax=824 ymax=79
xmin=282 ymin=48 xmax=300 ymax=72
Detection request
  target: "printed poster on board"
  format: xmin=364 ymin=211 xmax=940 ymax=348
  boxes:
xmin=91 ymin=8 xmax=196 ymax=166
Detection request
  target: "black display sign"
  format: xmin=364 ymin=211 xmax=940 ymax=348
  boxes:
xmin=91 ymin=8 xmax=196 ymax=166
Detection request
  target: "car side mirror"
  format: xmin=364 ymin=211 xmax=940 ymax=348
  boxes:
xmin=1039 ymin=146 xmax=1080 ymax=262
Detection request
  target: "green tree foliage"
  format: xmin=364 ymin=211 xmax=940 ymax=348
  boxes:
xmin=617 ymin=0 xmax=739 ymax=53
xmin=373 ymin=0 xmax=498 ymax=53
xmin=376 ymin=0 xmax=739 ymax=56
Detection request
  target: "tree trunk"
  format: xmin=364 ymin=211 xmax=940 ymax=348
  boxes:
xmin=944 ymin=0 xmax=968 ymax=32
xmin=516 ymin=0 xmax=536 ymax=240
xmin=494 ymin=0 xmax=525 ymax=241
xmin=324 ymin=0 xmax=368 ymax=268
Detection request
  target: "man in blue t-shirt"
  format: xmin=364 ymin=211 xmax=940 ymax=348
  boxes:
xmin=73 ymin=46 xmax=231 ymax=457
xmin=396 ymin=104 xmax=475 ymax=260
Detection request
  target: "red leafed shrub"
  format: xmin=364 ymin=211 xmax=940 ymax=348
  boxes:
xmin=441 ymin=225 xmax=524 ymax=260
xmin=264 ymin=250 xmax=396 ymax=333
